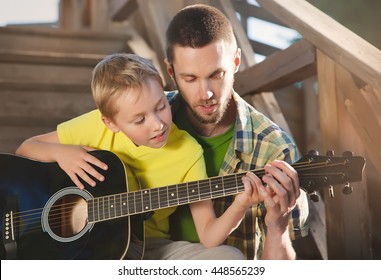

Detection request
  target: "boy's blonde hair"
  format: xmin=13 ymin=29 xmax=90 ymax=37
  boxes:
xmin=91 ymin=53 xmax=163 ymax=119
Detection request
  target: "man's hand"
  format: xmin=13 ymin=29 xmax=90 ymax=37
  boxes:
xmin=260 ymin=160 xmax=299 ymax=230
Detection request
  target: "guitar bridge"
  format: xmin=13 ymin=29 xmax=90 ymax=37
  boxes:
xmin=2 ymin=194 xmax=18 ymax=259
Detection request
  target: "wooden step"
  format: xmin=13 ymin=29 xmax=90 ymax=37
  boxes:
xmin=0 ymin=87 xmax=96 ymax=154
xmin=0 ymin=26 xmax=132 ymax=54
xmin=0 ymin=124 xmax=57 ymax=154
xmin=0 ymin=88 xmax=95 ymax=125
xmin=0 ymin=61 xmax=93 ymax=88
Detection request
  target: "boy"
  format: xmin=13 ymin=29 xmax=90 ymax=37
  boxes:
xmin=16 ymin=53 xmax=260 ymax=259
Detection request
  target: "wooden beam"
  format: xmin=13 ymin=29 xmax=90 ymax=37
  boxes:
xmin=256 ymin=0 xmax=381 ymax=94
xmin=235 ymin=39 xmax=316 ymax=95
xmin=232 ymin=1 xmax=289 ymax=28
xmin=109 ymin=0 xmax=138 ymax=21
xmin=336 ymin=68 xmax=381 ymax=174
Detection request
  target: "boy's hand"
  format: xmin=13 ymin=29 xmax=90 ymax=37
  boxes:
xmin=54 ymin=145 xmax=108 ymax=189
xmin=234 ymin=172 xmax=264 ymax=209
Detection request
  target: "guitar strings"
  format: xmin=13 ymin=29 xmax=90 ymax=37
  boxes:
xmin=4 ymin=160 xmax=348 ymax=237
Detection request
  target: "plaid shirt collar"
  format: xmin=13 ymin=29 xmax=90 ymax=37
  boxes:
xmin=167 ymin=90 xmax=255 ymax=155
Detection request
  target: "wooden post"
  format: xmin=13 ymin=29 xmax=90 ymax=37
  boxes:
xmin=317 ymin=49 xmax=371 ymax=259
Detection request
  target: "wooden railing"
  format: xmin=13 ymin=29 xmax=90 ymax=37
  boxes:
xmin=252 ymin=0 xmax=381 ymax=259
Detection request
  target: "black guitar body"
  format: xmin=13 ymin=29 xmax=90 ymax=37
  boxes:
xmin=0 ymin=149 xmax=366 ymax=260
xmin=0 ymin=150 xmax=144 ymax=260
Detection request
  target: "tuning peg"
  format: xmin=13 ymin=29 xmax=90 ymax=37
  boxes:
xmin=309 ymin=191 xmax=320 ymax=202
xmin=308 ymin=150 xmax=319 ymax=156
xmin=342 ymin=183 xmax=353 ymax=195
xmin=328 ymin=185 xmax=334 ymax=198
xmin=343 ymin=151 xmax=354 ymax=157
xmin=326 ymin=150 xmax=335 ymax=156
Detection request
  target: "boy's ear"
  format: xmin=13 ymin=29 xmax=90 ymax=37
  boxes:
xmin=101 ymin=116 xmax=120 ymax=133
xmin=164 ymin=58 xmax=174 ymax=80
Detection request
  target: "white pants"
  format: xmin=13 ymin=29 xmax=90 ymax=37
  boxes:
xmin=143 ymin=238 xmax=245 ymax=260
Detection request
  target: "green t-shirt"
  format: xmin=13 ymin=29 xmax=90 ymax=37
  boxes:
xmin=170 ymin=110 xmax=234 ymax=242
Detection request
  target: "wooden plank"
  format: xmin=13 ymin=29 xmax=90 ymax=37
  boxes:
xmin=89 ymin=0 xmax=109 ymax=31
xmin=302 ymin=76 xmax=320 ymax=153
xmin=235 ymin=39 xmax=316 ymax=95
xmin=125 ymin=26 xmax=167 ymax=87
xmin=232 ymin=0 xmax=289 ymax=28
xmin=317 ymin=50 xmax=371 ymax=259
xmin=257 ymin=0 xmax=381 ymax=93
xmin=0 ymin=89 xmax=95 ymax=121
xmin=0 ymin=26 xmax=131 ymax=54
xmin=0 ymin=125 xmax=57 ymax=154
xmin=249 ymin=40 xmax=281 ymax=57
xmin=338 ymin=79 xmax=381 ymax=172
xmin=0 ymin=49 xmax=103 ymax=66
xmin=59 ymin=0 xmax=87 ymax=30
xmin=308 ymin=199 xmax=327 ymax=260
xmin=109 ymin=0 xmax=138 ymax=21
xmin=0 ymin=63 xmax=93 ymax=86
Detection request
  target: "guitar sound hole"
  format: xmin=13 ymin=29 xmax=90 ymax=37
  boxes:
xmin=47 ymin=194 xmax=88 ymax=238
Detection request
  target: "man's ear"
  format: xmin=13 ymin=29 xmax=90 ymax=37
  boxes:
xmin=233 ymin=48 xmax=242 ymax=74
xmin=101 ymin=116 xmax=120 ymax=133
xmin=164 ymin=58 xmax=175 ymax=80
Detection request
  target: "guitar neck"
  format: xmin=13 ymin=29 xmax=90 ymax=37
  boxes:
xmin=87 ymin=171 xmax=248 ymax=223
xmin=86 ymin=153 xmax=365 ymax=223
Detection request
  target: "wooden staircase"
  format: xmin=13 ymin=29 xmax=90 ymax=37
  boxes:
xmin=0 ymin=26 xmax=132 ymax=153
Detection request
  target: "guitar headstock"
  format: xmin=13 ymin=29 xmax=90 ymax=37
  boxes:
xmin=295 ymin=150 xmax=366 ymax=196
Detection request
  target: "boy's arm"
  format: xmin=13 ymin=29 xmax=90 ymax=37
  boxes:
xmin=190 ymin=172 xmax=261 ymax=248
xmin=16 ymin=131 xmax=108 ymax=189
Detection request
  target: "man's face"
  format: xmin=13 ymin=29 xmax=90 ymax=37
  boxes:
xmin=168 ymin=40 xmax=240 ymax=125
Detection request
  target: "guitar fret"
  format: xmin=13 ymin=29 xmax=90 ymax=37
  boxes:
xmin=199 ymin=179 xmax=211 ymax=200
xmin=135 ymin=190 xmax=143 ymax=213
xmin=121 ymin=193 xmax=128 ymax=216
xmin=127 ymin=192 xmax=135 ymax=215
xmin=223 ymin=174 xmax=240 ymax=195
xmin=87 ymin=200 xmax=94 ymax=223
xmin=187 ymin=181 xmax=200 ymax=202
xmin=159 ymin=187 xmax=168 ymax=209
xmin=109 ymin=195 xmax=115 ymax=218
xmin=115 ymin=194 xmax=122 ymax=218
xmin=210 ymin=177 xmax=224 ymax=198
xmin=177 ymin=183 xmax=188 ymax=204
xmin=167 ymin=185 xmax=178 ymax=206
xmin=142 ymin=189 xmax=150 ymax=212
xmin=150 ymin=188 xmax=159 ymax=210
xmin=98 ymin=196 xmax=104 ymax=221
xmin=94 ymin=197 xmax=99 ymax=222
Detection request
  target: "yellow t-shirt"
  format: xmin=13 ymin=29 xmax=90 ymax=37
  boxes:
xmin=57 ymin=109 xmax=207 ymax=239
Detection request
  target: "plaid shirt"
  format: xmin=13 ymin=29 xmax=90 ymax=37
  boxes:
xmin=167 ymin=91 xmax=309 ymax=259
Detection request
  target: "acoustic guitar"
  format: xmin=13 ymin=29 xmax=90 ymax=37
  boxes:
xmin=0 ymin=150 xmax=365 ymax=259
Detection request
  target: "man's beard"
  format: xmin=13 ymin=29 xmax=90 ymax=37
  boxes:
xmin=186 ymin=98 xmax=230 ymax=125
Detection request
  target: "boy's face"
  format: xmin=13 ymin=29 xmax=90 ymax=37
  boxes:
xmin=102 ymin=79 xmax=172 ymax=148
xmin=166 ymin=40 xmax=240 ymax=125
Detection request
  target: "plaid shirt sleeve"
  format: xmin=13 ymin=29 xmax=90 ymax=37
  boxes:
xmin=214 ymin=92 xmax=310 ymax=260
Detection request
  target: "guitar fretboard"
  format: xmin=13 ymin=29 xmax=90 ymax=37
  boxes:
xmin=87 ymin=173 xmax=246 ymax=223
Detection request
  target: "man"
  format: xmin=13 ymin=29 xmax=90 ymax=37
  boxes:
xmin=165 ymin=4 xmax=309 ymax=260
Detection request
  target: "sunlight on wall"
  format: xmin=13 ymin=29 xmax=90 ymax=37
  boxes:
xmin=0 ymin=0 xmax=59 ymax=26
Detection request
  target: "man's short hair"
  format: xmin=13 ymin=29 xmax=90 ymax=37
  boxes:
xmin=166 ymin=4 xmax=237 ymax=63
